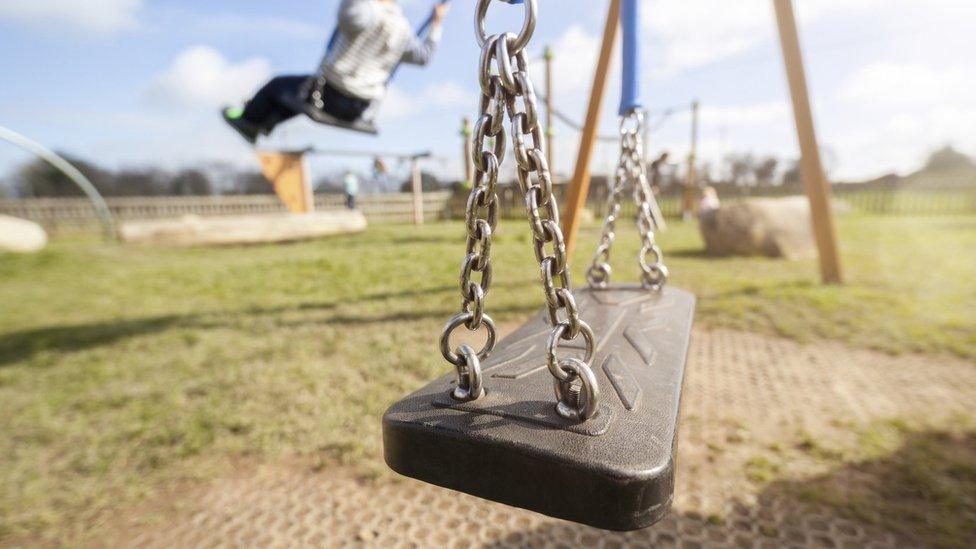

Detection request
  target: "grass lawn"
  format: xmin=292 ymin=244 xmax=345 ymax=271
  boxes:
xmin=1 ymin=213 xmax=974 ymax=541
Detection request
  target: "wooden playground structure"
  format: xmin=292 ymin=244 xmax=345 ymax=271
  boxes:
xmin=257 ymin=147 xmax=433 ymax=225
xmin=252 ymin=0 xmax=844 ymax=286
xmin=555 ymin=0 xmax=843 ymax=284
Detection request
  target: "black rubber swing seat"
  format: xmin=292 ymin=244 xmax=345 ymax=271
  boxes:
xmin=279 ymin=93 xmax=379 ymax=135
xmin=383 ymin=285 xmax=695 ymax=531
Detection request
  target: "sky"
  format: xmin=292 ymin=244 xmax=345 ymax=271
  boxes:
xmin=0 ymin=0 xmax=974 ymax=185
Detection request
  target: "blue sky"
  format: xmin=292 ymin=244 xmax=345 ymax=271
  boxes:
xmin=1 ymin=0 xmax=974 ymax=185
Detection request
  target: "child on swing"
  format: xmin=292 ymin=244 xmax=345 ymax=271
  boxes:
xmin=223 ymin=0 xmax=449 ymax=144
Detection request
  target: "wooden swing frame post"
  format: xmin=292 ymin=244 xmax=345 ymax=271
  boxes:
xmin=561 ymin=0 xmax=842 ymax=286
xmin=411 ymin=158 xmax=424 ymax=226
xmin=561 ymin=0 xmax=620 ymax=260
xmin=682 ymin=100 xmax=700 ymax=220
xmin=773 ymin=0 xmax=843 ymax=284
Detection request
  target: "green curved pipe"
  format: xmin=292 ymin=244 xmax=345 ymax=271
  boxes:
xmin=0 ymin=125 xmax=116 ymax=240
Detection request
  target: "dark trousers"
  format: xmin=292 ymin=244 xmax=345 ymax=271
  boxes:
xmin=242 ymin=75 xmax=371 ymax=133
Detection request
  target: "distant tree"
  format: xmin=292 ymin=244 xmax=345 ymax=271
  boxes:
xmin=399 ymin=172 xmax=441 ymax=192
xmin=13 ymin=153 xmax=112 ymax=197
xmin=235 ymin=171 xmax=275 ymax=195
xmin=111 ymin=168 xmax=170 ymax=196
xmin=724 ymin=153 xmax=755 ymax=186
xmin=314 ymin=176 xmax=344 ymax=194
xmin=170 ymin=169 xmax=213 ymax=196
xmin=781 ymin=159 xmax=801 ymax=186
xmin=696 ymin=161 xmax=716 ymax=187
xmin=922 ymin=145 xmax=974 ymax=172
xmin=752 ymin=156 xmax=779 ymax=187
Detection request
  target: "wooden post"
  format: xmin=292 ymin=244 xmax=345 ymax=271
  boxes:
xmin=301 ymin=153 xmax=314 ymax=213
xmin=544 ymin=45 xmax=555 ymax=177
xmin=682 ymin=100 xmax=699 ymax=220
xmin=462 ymin=117 xmax=474 ymax=189
xmin=772 ymin=0 xmax=843 ymax=284
xmin=411 ymin=158 xmax=424 ymax=226
xmin=561 ymin=0 xmax=621 ymax=260
xmin=256 ymin=150 xmax=314 ymax=214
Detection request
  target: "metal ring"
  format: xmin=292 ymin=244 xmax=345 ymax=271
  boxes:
xmin=525 ymin=186 xmax=558 ymax=242
xmin=641 ymin=263 xmax=669 ymax=292
xmin=462 ymin=282 xmax=486 ymax=329
xmin=475 ymin=0 xmax=536 ymax=54
xmin=460 ymin=252 xmax=493 ymax=299
xmin=532 ymin=220 xmax=566 ymax=275
xmin=477 ymin=34 xmax=502 ymax=95
xmin=465 ymin=219 xmax=492 ymax=270
xmin=553 ymin=358 xmax=601 ymax=421
xmin=495 ymin=33 xmax=519 ymax=94
xmin=465 ymin=188 xmax=499 ymax=236
xmin=452 ymin=344 xmax=486 ymax=402
xmin=548 ymin=288 xmax=581 ymax=338
xmin=586 ymin=263 xmax=611 ymax=289
xmin=440 ymin=312 xmax=497 ymax=366
xmin=546 ymin=320 xmax=595 ymax=382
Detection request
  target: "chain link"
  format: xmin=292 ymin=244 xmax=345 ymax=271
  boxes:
xmin=440 ymin=0 xmax=600 ymax=421
xmin=587 ymin=110 xmax=670 ymax=292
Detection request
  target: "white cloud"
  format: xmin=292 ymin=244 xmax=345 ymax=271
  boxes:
xmin=173 ymin=10 xmax=322 ymax=40
xmin=145 ymin=46 xmax=271 ymax=110
xmin=378 ymin=81 xmax=476 ymax=121
xmin=533 ymin=24 xmax=600 ymax=97
xmin=830 ymin=61 xmax=976 ymax=176
xmin=0 ymin=0 xmax=142 ymax=33
xmin=698 ymin=102 xmax=789 ymax=127
xmin=646 ymin=0 xmax=885 ymax=75
xmin=840 ymin=62 xmax=973 ymax=108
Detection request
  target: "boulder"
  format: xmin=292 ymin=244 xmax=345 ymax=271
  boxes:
xmin=0 ymin=215 xmax=48 ymax=253
xmin=119 ymin=211 xmax=367 ymax=246
xmin=699 ymin=196 xmax=816 ymax=259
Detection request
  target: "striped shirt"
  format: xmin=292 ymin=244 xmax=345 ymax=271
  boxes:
xmin=318 ymin=0 xmax=442 ymax=101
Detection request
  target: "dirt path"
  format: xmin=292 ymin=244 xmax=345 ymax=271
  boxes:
xmin=99 ymin=328 xmax=976 ymax=548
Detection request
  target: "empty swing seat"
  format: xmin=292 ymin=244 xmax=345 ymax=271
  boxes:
xmin=383 ymin=285 xmax=695 ymax=531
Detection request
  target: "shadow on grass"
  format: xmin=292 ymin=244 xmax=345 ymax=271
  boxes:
xmin=0 ymin=316 xmax=185 ymax=368
xmin=667 ymin=247 xmax=713 ymax=259
xmin=483 ymin=429 xmax=975 ymax=548
xmin=0 ymin=281 xmax=537 ymax=367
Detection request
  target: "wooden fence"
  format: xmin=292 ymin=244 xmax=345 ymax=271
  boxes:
xmin=3 ymin=183 xmax=974 ymax=235
xmin=446 ymin=180 xmax=976 ymax=221
xmin=0 ymin=192 xmax=454 ymax=234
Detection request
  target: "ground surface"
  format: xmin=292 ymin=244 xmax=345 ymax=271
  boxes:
xmin=1 ymin=215 xmax=975 ymax=546
xmin=99 ymin=329 xmax=976 ymax=548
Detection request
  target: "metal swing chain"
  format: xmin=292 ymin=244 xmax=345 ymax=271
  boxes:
xmin=440 ymin=0 xmax=600 ymax=422
xmin=587 ymin=110 xmax=670 ymax=292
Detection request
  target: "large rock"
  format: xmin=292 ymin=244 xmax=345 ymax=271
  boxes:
xmin=119 ymin=211 xmax=367 ymax=246
xmin=0 ymin=215 xmax=48 ymax=253
xmin=699 ymin=197 xmax=816 ymax=259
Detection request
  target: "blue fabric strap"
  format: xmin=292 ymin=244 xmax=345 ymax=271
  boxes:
xmin=619 ymin=0 xmax=642 ymax=115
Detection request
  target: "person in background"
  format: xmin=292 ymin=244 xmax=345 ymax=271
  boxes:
xmin=222 ymin=0 xmax=450 ymax=144
xmin=344 ymin=172 xmax=360 ymax=210
xmin=372 ymin=157 xmax=390 ymax=192
xmin=698 ymin=185 xmax=721 ymax=230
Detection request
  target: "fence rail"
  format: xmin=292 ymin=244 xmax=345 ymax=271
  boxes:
xmin=447 ymin=181 xmax=976 ymax=221
xmin=3 ymin=184 xmax=974 ymax=235
xmin=0 ymin=192 xmax=454 ymax=234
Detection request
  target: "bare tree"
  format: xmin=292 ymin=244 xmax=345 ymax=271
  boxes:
xmin=753 ymin=156 xmax=779 ymax=187
xmin=724 ymin=153 xmax=755 ymax=186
